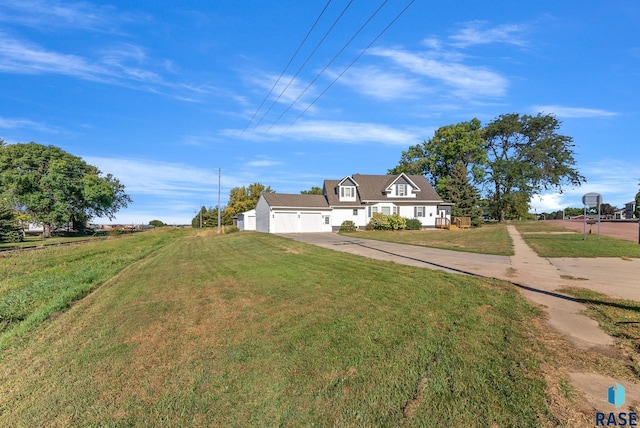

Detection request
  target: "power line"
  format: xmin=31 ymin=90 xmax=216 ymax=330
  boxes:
xmin=253 ymin=0 xmax=354 ymax=130
xmin=287 ymin=0 xmax=416 ymax=130
xmin=267 ymin=0 xmax=391 ymax=132
xmin=243 ymin=0 xmax=333 ymax=132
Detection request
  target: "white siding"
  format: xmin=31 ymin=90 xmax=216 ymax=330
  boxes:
xmin=255 ymin=196 xmax=271 ymax=233
xmin=331 ymin=207 xmax=367 ymax=229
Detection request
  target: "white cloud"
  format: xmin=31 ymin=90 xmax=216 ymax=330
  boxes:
xmin=369 ymin=47 xmax=507 ymax=98
xmin=245 ymin=159 xmax=285 ymax=168
xmin=532 ymin=105 xmax=618 ymax=118
xmin=333 ymin=65 xmax=428 ymax=100
xmin=450 ymin=21 xmax=528 ymax=48
xmin=223 ymin=119 xmax=431 ymax=146
xmin=530 ymin=159 xmax=639 ymax=211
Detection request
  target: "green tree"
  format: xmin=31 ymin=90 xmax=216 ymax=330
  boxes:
xmin=0 ymin=203 xmax=23 ymax=242
xmin=300 ymin=186 xmax=323 ymax=195
xmin=223 ymin=182 xmax=274 ymax=219
xmin=149 ymin=220 xmax=165 ymax=227
xmin=482 ymin=113 xmax=584 ymax=222
xmin=389 ymin=119 xmax=486 ymax=194
xmin=444 ymin=162 xmax=483 ymax=226
xmin=0 ymin=142 xmax=131 ymax=237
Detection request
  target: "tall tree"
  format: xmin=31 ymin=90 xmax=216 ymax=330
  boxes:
xmin=300 ymin=186 xmax=323 ymax=195
xmin=0 ymin=203 xmax=23 ymax=242
xmin=444 ymin=162 xmax=483 ymax=226
xmin=0 ymin=142 xmax=131 ymax=237
xmin=482 ymin=113 xmax=584 ymax=222
xmin=389 ymin=119 xmax=486 ymax=194
xmin=223 ymin=182 xmax=274 ymax=218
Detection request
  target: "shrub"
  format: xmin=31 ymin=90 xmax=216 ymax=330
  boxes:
xmin=149 ymin=219 xmax=165 ymax=228
xmin=405 ymin=218 xmax=422 ymax=230
xmin=224 ymin=225 xmax=240 ymax=234
xmin=339 ymin=220 xmax=357 ymax=232
xmin=368 ymin=213 xmax=406 ymax=230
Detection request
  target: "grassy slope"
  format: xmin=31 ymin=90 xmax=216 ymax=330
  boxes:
xmin=514 ymin=222 xmax=640 ymax=258
xmin=0 ymin=231 xmax=558 ymax=426
xmin=0 ymin=228 xmax=188 ymax=350
xmin=341 ymin=223 xmax=513 ymax=256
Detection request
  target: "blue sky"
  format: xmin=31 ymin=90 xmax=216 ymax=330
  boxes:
xmin=1 ymin=0 xmax=638 ymax=224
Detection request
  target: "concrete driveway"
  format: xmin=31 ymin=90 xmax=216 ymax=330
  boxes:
xmin=278 ymin=232 xmax=510 ymax=278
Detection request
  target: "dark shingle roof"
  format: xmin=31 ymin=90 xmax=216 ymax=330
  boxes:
xmin=324 ymin=174 xmax=442 ymax=205
xmin=262 ymin=193 xmax=329 ymax=208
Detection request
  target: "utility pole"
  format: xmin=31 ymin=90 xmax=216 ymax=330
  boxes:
xmin=217 ymin=168 xmax=221 ymax=234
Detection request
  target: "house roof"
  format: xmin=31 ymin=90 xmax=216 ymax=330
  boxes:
xmin=324 ymin=174 xmax=442 ymax=206
xmin=261 ymin=193 xmax=330 ymax=208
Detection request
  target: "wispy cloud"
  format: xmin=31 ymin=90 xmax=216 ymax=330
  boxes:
xmin=532 ymin=105 xmax=618 ymax=118
xmin=530 ymin=159 xmax=639 ymax=211
xmin=0 ymin=116 xmax=59 ymax=133
xmin=369 ymin=47 xmax=508 ymax=98
xmin=223 ymin=120 xmax=431 ymax=146
xmin=333 ymin=65 xmax=428 ymax=101
xmin=450 ymin=21 xmax=529 ymax=48
xmin=245 ymin=159 xmax=285 ymax=168
xmin=0 ymin=0 xmax=125 ymax=33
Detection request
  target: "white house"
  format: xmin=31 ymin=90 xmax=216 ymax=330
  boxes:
xmin=256 ymin=173 xmax=452 ymax=233
xmin=236 ymin=209 xmax=256 ymax=231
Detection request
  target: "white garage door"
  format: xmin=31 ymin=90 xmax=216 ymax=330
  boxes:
xmin=273 ymin=212 xmax=298 ymax=233
xmin=300 ymin=212 xmax=323 ymax=233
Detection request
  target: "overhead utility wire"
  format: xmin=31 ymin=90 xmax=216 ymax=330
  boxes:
xmin=253 ymin=0 xmax=354 ymax=129
xmin=288 ymin=0 xmax=416 ymax=129
xmin=267 ymin=0 xmax=390 ymax=132
xmin=242 ymin=0 xmax=333 ymax=132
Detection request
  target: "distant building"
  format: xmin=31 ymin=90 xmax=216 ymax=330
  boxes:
xmin=624 ymin=201 xmax=637 ymax=219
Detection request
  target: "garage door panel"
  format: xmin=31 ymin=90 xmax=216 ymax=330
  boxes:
xmin=300 ymin=212 xmax=322 ymax=233
xmin=274 ymin=212 xmax=297 ymax=233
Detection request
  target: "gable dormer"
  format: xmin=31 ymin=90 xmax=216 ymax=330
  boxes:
xmin=385 ymin=173 xmax=420 ymax=198
xmin=336 ymin=176 xmax=358 ymax=202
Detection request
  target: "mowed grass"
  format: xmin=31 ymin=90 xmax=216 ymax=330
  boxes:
xmin=0 ymin=228 xmax=188 ymax=350
xmin=514 ymin=222 xmax=640 ymax=258
xmin=0 ymin=231 xmax=559 ymax=426
xmin=341 ymin=223 xmax=513 ymax=255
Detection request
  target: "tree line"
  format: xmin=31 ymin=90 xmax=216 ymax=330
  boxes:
xmin=0 ymin=141 xmax=131 ymax=242
xmin=389 ymin=113 xmax=585 ymax=224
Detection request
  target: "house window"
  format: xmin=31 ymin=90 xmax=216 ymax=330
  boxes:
xmin=414 ymin=206 xmax=425 ymax=217
xmin=353 ymin=209 xmax=358 ymax=216
xmin=340 ymin=187 xmax=355 ymax=197
xmin=393 ymin=206 xmax=398 ymax=215
xmin=372 ymin=207 xmax=378 ymax=214
xmin=397 ymin=184 xmax=406 ymax=196
xmin=324 ymin=216 xmax=330 ymax=225
xmin=382 ymin=207 xmax=391 ymax=215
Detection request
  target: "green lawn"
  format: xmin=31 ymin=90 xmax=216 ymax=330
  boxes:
xmin=340 ymin=223 xmax=513 ymax=256
xmin=0 ymin=230 xmax=562 ymax=426
xmin=514 ymin=222 xmax=640 ymax=258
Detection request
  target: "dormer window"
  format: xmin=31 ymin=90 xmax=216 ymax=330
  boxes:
xmin=397 ymin=184 xmax=406 ymax=196
xmin=340 ymin=186 xmax=356 ymax=201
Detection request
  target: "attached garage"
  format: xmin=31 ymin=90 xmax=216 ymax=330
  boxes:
xmin=256 ymin=193 xmax=331 ymax=234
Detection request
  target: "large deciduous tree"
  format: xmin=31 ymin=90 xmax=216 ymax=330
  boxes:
xmin=389 ymin=118 xmax=486 ymax=195
xmin=223 ymin=182 xmax=274 ymax=219
xmin=390 ymin=113 xmax=585 ymax=223
xmin=300 ymin=186 xmax=323 ymax=195
xmin=483 ymin=113 xmax=584 ymax=221
xmin=0 ymin=141 xmax=131 ymax=237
